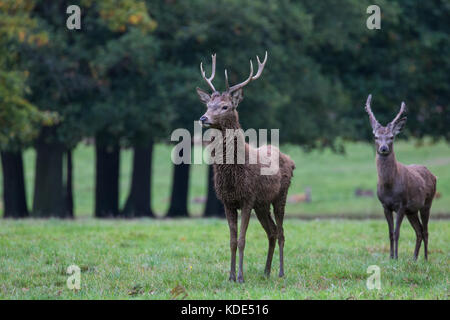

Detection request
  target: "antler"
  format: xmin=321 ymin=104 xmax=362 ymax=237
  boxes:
xmin=365 ymin=94 xmax=380 ymax=129
xmin=227 ymin=51 xmax=268 ymax=93
xmin=251 ymin=51 xmax=268 ymax=80
xmin=390 ymin=101 xmax=407 ymax=125
xmin=200 ymin=54 xmax=217 ymax=92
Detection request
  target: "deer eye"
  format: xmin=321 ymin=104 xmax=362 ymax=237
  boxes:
xmin=222 ymin=105 xmax=228 ymax=110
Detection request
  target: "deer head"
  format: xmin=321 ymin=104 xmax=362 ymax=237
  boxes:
xmin=365 ymin=94 xmax=407 ymax=156
xmin=196 ymin=52 xmax=268 ymax=129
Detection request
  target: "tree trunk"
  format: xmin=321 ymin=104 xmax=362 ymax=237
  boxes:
xmin=203 ymin=165 xmax=225 ymax=218
xmin=64 ymin=149 xmax=74 ymax=218
xmin=167 ymin=154 xmax=190 ymax=218
xmin=1 ymin=150 xmax=29 ymax=218
xmin=95 ymin=141 xmax=120 ymax=218
xmin=32 ymin=140 xmax=68 ymax=217
xmin=122 ymin=141 xmax=154 ymax=217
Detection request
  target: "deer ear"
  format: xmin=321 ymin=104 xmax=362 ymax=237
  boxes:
xmin=391 ymin=117 xmax=407 ymax=136
xmin=369 ymin=119 xmax=381 ymax=135
xmin=231 ymin=89 xmax=243 ymax=108
xmin=196 ymin=87 xmax=211 ymax=104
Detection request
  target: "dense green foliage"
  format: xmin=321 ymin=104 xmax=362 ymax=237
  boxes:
xmin=0 ymin=219 xmax=448 ymax=299
xmin=2 ymin=0 xmax=448 ymax=147
xmin=22 ymin=0 xmax=162 ymax=148
xmin=0 ymin=0 xmax=56 ymax=150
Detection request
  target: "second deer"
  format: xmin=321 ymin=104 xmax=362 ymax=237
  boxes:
xmin=365 ymin=95 xmax=437 ymax=260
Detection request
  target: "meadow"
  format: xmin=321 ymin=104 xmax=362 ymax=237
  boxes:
xmin=0 ymin=218 xmax=448 ymax=299
xmin=1 ymin=139 xmax=449 ymax=218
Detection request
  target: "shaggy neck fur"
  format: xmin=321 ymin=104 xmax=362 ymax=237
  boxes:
xmin=211 ymin=111 xmax=246 ymax=165
xmin=210 ymin=111 xmax=246 ymax=193
xmin=376 ymin=148 xmax=398 ymax=186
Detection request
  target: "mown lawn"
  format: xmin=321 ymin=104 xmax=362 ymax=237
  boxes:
xmin=1 ymin=140 xmax=449 ymax=218
xmin=0 ymin=218 xmax=448 ymax=299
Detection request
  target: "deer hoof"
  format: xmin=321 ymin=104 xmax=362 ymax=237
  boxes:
xmin=228 ymin=274 xmax=236 ymax=282
xmin=237 ymin=276 xmax=245 ymax=283
xmin=278 ymin=271 xmax=284 ymax=278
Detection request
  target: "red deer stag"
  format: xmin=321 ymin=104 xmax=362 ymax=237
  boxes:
xmin=365 ymin=94 xmax=437 ymax=260
xmin=196 ymin=53 xmax=295 ymax=282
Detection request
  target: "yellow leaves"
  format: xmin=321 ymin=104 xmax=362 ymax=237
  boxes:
xmin=18 ymin=30 xmax=25 ymax=42
xmin=24 ymin=32 xmax=49 ymax=47
xmin=13 ymin=30 xmax=48 ymax=47
xmin=98 ymin=1 xmax=157 ymax=33
xmin=0 ymin=0 xmax=34 ymax=13
xmin=128 ymin=14 xmax=142 ymax=25
xmin=40 ymin=111 xmax=60 ymax=127
xmin=99 ymin=9 xmax=114 ymax=20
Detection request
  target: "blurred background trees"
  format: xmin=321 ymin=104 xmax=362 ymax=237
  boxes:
xmin=0 ymin=0 xmax=448 ymax=218
xmin=0 ymin=0 xmax=57 ymax=218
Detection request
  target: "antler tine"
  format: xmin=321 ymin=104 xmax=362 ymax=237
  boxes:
xmin=365 ymin=94 xmax=380 ymax=127
xmin=200 ymin=53 xmax=217 ymax=92
xmin=391 ymin=101 xmax=407 ymax=124
xmin=224 ymin=69 xmax=230 ymax=91
xmin=228 ymin=60 xmax=254 ymax=93
xmin=251 ymin=51 xmax=268 ymax=80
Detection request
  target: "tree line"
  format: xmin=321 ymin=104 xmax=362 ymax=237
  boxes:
xmin=0 ymin=0 xmax=448 ymax=218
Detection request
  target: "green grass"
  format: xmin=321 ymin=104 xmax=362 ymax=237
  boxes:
xmin=2 ymin=140 xmax=449 ymax=218
xmin=0 ymin=218 xmax=448 ymax=299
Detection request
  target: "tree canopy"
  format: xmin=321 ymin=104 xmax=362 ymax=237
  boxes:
xmin=0 ymin=0 xmax=57 ymax=150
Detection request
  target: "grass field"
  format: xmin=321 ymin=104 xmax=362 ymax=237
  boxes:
xmin=1 ymin=140 xmax=449 ymax=218
xmin=0 ymin=218 xmax=448 ymax=299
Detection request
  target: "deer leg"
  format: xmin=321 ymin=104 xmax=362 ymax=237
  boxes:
xmin=237 ymin=206 xmax=252 ymax=283
xmin=394 ymin=210 xmax=405 ymax=259
xmin=420 ymin=208 xmax=430 ymax=261
xmin=255 ymin=206 xmax=277 ymax=277
xmin=406 ymin=212 xmax=423 ymax=261
xmin=383 ymin=207 xmax=395 ymax=259
xmin=225 ymin=206 xmax=238 ymax=281
xmin=273 ymin=197 xmax=286 ymax=277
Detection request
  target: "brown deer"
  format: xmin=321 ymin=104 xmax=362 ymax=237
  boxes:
xmin=196 ymin=52 xmax=295 ymax=282
xmin=365 ymin=94 xmax=437 ymax=260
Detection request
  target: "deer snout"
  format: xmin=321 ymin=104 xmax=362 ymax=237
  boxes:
xmin=199 ymin=115 xmax=207 ymax=122
xmin=199 ymin=115 xmax=211 ymax=127
xmin=378 ymin=145 xmax=389 ymax=155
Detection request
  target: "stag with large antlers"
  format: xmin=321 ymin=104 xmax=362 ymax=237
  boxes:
xmin=365 ymin=95 xmax=437 ymax=260
xmin=196 ymin=52 xmax=295 ymax=282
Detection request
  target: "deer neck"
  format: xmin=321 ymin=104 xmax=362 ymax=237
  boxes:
xmin=376 ymin=150 xmax=399 ymax=187
xmin=210 ymin=113 xmax=246 ymax=171
xmin=222 ymin=114 xmax=245 ymax=165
